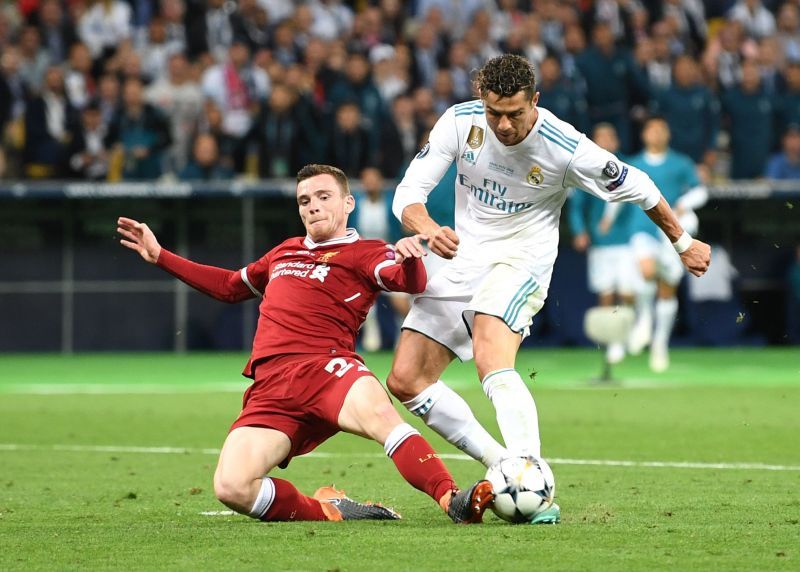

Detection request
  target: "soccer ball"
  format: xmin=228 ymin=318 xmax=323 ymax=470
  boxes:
xmin=485 ymin=456 xmax=555 ymax=523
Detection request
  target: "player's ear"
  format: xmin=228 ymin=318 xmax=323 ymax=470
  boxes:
xmin=344 ymin=194 xmax=355 ymax=214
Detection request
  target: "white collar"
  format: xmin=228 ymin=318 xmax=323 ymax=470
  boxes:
xmin=303 ymin=228 xmax=360 ymax=249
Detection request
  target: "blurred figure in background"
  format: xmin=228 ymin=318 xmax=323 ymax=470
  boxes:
xmin=67 ymin=100 xmax=109 ymax=181
xmin=627 ymin=116 xmax=708 ymax=371
xmin=568 ymin=123 xmax=638 ymax=364
xmin=765 ymin=124 xmax=800 ymax=180
xmin=536 ymin=54 xmax=590 ymax=135
xmin=327 ymin=101 xmax=374 ymax=177
xmin=23 ymin=65 xmax=77 ymax=179
xmin=106 ymin=77 xmax=172 ymax=180
xmin=179 ymin=133 xmax=234 ymax=181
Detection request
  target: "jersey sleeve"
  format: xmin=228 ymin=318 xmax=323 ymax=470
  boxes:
xmin=564 ymin=137 xmax=661 ymax=210
xmin=361 ymin=242 xmax=427 ymax=294
xmin=240 ymin=251 xmax=273 ymax=298
xmin=156 ymin=249 xmax=255 ymax=303
xmin=392 ymin=106 xmax=460 ymax=221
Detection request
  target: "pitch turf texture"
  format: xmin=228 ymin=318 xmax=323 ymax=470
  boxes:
xmin=1 ymin=349 xmax=798 ymax=571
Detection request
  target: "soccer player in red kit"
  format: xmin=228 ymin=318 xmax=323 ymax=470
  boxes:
xmin=117 ymin=164 xmax=494 ymax=523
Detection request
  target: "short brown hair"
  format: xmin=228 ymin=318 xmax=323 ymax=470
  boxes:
xmin=475 ymin=54 xmax=536 ymax=100
xmin=296 ymin=164 xmax=351 ymax=196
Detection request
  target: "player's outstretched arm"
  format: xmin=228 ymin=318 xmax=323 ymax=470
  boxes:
xmin=117 ymin=217 xmax=161 ymax=263
xmin=394 ymin=234 xmax=428 ymax=264
xmin=400 ymin=204 xmax=459 ymax=259
xmin=644 ymin=197 xmax=711 ymax=277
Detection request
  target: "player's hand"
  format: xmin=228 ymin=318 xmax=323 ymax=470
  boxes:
xmin=427 ymin=226 xmax=459 ymax=259
xmin=573 ymin=232 xmax=590 ymax=252
xmin=680 ymin=239 xmax=711 ymax=277
xmin=394 ymin=234 xmax=428 ymax=264
xmin=597 ymin=217 xmax=612 ymax=236
xmin=117 ymin=217 xmax=162 ymax=264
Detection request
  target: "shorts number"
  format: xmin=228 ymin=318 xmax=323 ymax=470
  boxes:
xmin=324 ymin=358 xmax=369 ymax=378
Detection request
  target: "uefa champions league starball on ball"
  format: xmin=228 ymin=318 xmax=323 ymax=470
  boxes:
xmin=485 ymin=456 xmax=556 ymax=523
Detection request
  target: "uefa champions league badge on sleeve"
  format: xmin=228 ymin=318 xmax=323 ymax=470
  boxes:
xmin=602 ymin=161 xmax=619 ymax=179
xmin=416 ymin=142 xmax=430 ymax=159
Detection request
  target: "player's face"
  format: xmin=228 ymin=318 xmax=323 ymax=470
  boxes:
xmin=297 ymin=174 xmax=354 ymax=242
xmin=483 ymin=90 xmax=539 ymax=146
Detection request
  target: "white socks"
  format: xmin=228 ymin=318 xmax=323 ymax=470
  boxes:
xmin=481 ymin=368 xmax=541 ymax=458
xmin=383 ymin=423 xmax=419 ymax=457
xmin=636 ymin=280 xmax=657 ymax=327
xmin=248 ymin=477 xmax=276 ymax=519
xmin=403 ymin=380 xmax=507 ymax=467
xmin=653 ymin=297 xmax=678 ymax=347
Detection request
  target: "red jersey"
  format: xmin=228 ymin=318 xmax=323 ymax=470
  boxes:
xmin=156 ymin=229 xmax=426 ymax=377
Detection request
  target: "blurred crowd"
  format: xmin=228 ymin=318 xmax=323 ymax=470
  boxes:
xmin=2 ymin=0 xmax=800 ymax=183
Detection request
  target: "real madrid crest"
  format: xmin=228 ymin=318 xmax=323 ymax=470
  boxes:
xmin=527 ymin=165 xmax=544 ymax=185
xmin=467 ymin=126 xmax=484 ymax=149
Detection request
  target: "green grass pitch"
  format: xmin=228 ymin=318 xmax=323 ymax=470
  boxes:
xmin=1 ymin=348 xmax=798 ymax=570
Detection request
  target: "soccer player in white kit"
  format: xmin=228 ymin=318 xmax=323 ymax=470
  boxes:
xmin=384 ymin=55 xmax=711 ymax=522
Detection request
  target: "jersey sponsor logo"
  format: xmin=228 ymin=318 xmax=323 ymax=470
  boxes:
xmin=527 ymin=165 xmax=544 ymax=185
xmin=416 ymin=142 xmax=430 ymax=159
xmin=605 ymin=166 xmax=629 ymax=191
xmin=317 ymin=251 xmax=339 ymax=263
xmin=467 ymin=125 xmax=484 ymax=149
xmin=602 ymin=161 xmax=619 ymax=179
xmin=457 ymin=173 xmax=533 ymax=214
xmin=488 ymin=161 xmax=514 ymax=175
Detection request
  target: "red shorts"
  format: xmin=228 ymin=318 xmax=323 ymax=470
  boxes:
xmin=230 ymin=353 xmax=374 ymax=467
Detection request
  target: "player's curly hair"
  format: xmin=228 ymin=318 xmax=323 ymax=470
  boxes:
xmin=475 ymin=54 xmax=537 ymax=100
xmin=297 ymin=164 xmax=351 ymax=196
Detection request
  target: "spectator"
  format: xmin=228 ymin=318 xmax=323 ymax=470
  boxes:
xmin=138 ymin=17 xmax=176 ymax=83
xmin=201 ymin=40 xmax=270 ymax=171
xmin=576 ymin=21 xmax=649 ymax=153
xmin=446 ymin=41 xmax=473 ymax=102
xmin=765 ymin=124 xmax=800 ymax=179
xmin=78 ymin=0 xmax=133 ymax=60
xmin=64 ymin=42 xmax=96 ymax=110
xmin=663 ymin=0 xmax=707 ymax=55
xmin=703 ymin=20 xmax=751 ymax=91
xmin=106 ymin=77 xmax=172 ymax=180
xmin=779 ymin=63 xmax=800 ymax=128
xmin=1 ymin=46 xmax=28 ymax=178
xmin=159 ymin=0 xmax=187 ymax=56
xmin=308 ymin=0 xmax=355 ymax=41
xmin=721 ymin=59 xmax=776 ymax=179
xmin=258 ymin=0 xmax=294 ymax=24
xmin=185 ymin=0 xmax=235 ymax=62
xmin=409 ymin=22 xmax=444 ymax=89
xmin=537 ymin=55 xmax=590 ymax=135
xmin=67 ymin=101 xmax=109 ymax=181
xmin=370 ymin=44 xmax=408 ymax=104
xmin=146 ymin=53 xmax=204 ymax=172
xmin=23 ymin=66 xmax=77 ymax=178
xmin=650 ymin=55 xmax=720 ymax=167
xmin=250 ymin=84 xmax=312 ymax=178
xmin=776 ymin=2 xmax=800 ymax=64
xmin=757 ymin=36 xmax=783 ymax=95
xmin=271 ymin=19 xmax=301 ymax=67
xmin=96 ymin=72 xmax=121 ymax=126
xmin=379 ymin=94 xmax=422 ymax=179
xmin=232 ymin=0 xmax=271 ymax=53
xmin=37 ymin=0 xmax=78 ymax=64
xmin=327 ymin=101 xmax=373 ymax=177
xmin=327 ymin=50 xmax=383 ymax=141
xmin=18 ymin=26 xmax=50 ymax=93
xmin=178 ymin=133 xmax=234 ymax=181
xmin=432 ymin=69 xmax=456 ymax=116
xmin=197 ymin=101 xmax=237 ymax=171
xmin=727 ymin=0 xmax=776 ymax=40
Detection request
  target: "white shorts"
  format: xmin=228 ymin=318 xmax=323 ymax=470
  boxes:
xmin=402 ymin=262 xmax=547 ymax=361
xmin=630 ymin=232 xmax=684 ymax=286
xmin=587 ymin=244 xmax=641 ymax=296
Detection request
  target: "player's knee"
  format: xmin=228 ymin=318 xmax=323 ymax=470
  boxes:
xmin=213 ymin=472 xmax=250 ymax=513
xmin=386 ymin=365 xmax=417 ymax=402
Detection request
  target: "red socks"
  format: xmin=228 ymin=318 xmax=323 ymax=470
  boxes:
xmin=389 ymin=434 xmax=456 ymax=504
xmin=261 ymin=478 xmax=327 ymax=521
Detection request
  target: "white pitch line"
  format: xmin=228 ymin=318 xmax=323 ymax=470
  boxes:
xmin=1 ymin=383 xmax=246 ymax=395
xmin=1 ymin=443 xmax=799 ymax=472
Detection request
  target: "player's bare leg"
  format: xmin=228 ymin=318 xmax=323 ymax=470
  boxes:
xmin=473 ymin=313 xmax=541 ymax=458
xmin=338 ymin=375 xmax=493 ymax=523
xmin=629 ymin=257 xmax=657 ymax=354
xmin=651 ymin=280 xmax=679 ymax=372
xmin=214 ymin=427 xmax=390 ymax=521
xmin=386 ymin=329 xmax=507 ymax=467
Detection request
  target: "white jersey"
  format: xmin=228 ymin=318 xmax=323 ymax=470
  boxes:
xmin=393 ymin=102 xmax=662 ymax=288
